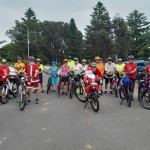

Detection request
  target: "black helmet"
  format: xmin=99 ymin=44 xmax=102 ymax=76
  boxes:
xmin=90 ymin=62 xmax=97 ymax=67
xmin=128 ymin=55 xmax=134 ymax=60
xmin=107 ymin=57 xmax=112 ymax=60
xmin=28 ymin=56 xmax=35 ymax=61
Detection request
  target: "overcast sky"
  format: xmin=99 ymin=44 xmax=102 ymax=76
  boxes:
xmin=0 ymin=0 xmax=150 ymax=47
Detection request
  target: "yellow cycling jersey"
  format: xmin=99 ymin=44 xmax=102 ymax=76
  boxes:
xmin=116 ymin=63 xmax=125 ymax=72
xmin=67 ymin=60 xmax=75 ymax=70
xmin=14 ymin=62 xmax=25 ymax=73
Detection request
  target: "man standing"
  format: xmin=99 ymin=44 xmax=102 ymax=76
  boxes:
xmin=36 ymin=59 xmax=44 ymax=93
xmin=82 ymin=59 xmax=87 ymax=72
xmin=104 ymin=57 xmax=118 ymax=94
xmin=124 ymin=55 xmax=137 ymax=100
xmin=72 ymin=58 xmax=82 ymax=74
xmin=25 ymin=56 xmax=39 ymax=104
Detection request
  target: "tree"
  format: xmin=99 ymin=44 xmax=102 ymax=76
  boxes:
xmin=127 ymin=10 xmax=150 ymax=58
xmin=84 ymin=1 xmax=112 ymax=60
xmin=112 ymin=14 xmax=131 ymax=60
xmin=67 ymin=18 xmax=83 ymax=58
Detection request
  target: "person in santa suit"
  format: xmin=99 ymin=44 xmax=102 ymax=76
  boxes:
xmin=83 ymin=67 xmax=99 ymax=95
xmin=0 ymin=58 xmax=10 ymax=99
xmin=25 ymin=56 xmax=39 ymax=104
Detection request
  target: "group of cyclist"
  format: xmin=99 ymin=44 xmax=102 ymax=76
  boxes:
xmin=0 ymin=55 xmax=150 ymax=104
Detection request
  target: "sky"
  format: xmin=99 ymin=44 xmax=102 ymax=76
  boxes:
xmin=0 ymin=0 xmax=150 ymax=47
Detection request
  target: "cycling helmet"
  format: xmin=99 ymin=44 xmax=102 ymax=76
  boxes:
xmin=74 ymin=58 xmax=78 ymax=61
xmin=95 ymin=56 xmax=101 ymax=60
xmin=128 ymin=55 xmax=134 ymax=60
xmin=68 ymin=55 xmax=72 ymax=59
xmin=64 ymin=59 xmax=68 ymax=62
xmin=82 ymin=59 xmax=86 ymax=62
xmin=90 ymin=62 xmax=97 ymax=67
xmin=1 ymin=58 xmax=7 ymax=63
xmin=118 ymin=58 xmax=122 ymax=62
xmin=28 ymin=56 xmax=35 ymax=61
xmin=36 ymin=58 xmax=41 ymax=62
xmin=107 ymin=57 xmax=112 ymax=60
xmin=17 ymin=56 xmax=22 ymax=60
xmin=52 ymin=61 xmax=56 ymax=64
xmin=148 ymin=57 xmax=150 ymax=61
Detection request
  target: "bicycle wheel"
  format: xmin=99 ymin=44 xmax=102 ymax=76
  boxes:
xmin=69 ymin=79 xmax=74 ymax=99
xmin=75 ymin=85 xmax=87 ymax=103
xmin=90 ymin=94 xmax=99 ymax=112
xmin=19 ymin=93 xmax=27 ymax=111
xmin=114 ymin=85 xmax=118 ymax=98
xmin=57 ymin=80 xmax=61 ymax=97
xmin=139 ymin=89 xmax=150 ymax=110
xmin=119 ymin=87 xmax=125 ymax=100
xmin=12 ymin=83 xmax=19 ymax=98
xmin=47 ymin=78 xmax=51 ymax=94
xmin=125 ymin=89 xmax=131 ymax=107
xmin=0 ymin=87 xmax=9 ymax=104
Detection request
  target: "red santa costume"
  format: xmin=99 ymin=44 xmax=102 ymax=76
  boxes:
xmin=0 ymin=65 xmax=10 ymax=83
xmin=83 ymin=68 xmax=99 ymax=94
xmin=25 ymin=63 xmax=39 ymax=89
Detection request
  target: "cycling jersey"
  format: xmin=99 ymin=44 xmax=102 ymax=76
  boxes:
xmin=105 ymin=63 xmax=117 ymax=78
xmin=67 ymin=60 xmax=75 ymax=70
xmin=97 ymin=63 xmax=104 ymax=75
xmin=14 ymin=62 xmax=25 ymax=73
xmin=116 ymin=64 xmax=125 ymax=72
xmin=82 ymin=65 xmax=87 ymax=72
xmin=50 ymin=66 xmax=59 ymax=76
xmin=59 ymin=65 xmax=70 ymax=76
xmin=0 ymin=66 xmax=10 ymax=82
xmin=72 ymin=63 xmax=82 ymax=74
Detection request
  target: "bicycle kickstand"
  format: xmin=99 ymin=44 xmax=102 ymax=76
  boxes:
xmin=120 ymin=99 xmax=124 ymax=105
xmin=84 ymin=101 xmax=89 ymax=108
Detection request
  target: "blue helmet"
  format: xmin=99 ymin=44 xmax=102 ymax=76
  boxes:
xmin=52 ymin=61 xmax=56 ymax=64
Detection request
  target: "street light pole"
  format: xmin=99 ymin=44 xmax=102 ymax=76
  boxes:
xmin=22 ymin=23 xmax=30 ymax=58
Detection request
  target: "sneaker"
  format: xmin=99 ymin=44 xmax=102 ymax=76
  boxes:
xmin=104 ymin=91 xmax=107 ymax=94
xmin=110 ymin=91 xmax=113 ymax=94
xmin=41 ymin=90 xmax=44 ymax=93
xmin=35 ymin=98 xmax=39 ymax=104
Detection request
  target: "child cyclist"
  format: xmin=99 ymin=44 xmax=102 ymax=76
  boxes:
xmin=58 ymin=59 xmax=70 ymax=95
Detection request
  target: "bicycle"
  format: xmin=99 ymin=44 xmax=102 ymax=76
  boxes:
xmin=0 ymin=78 xmax=19 ymax=104
xmin=84 ymin=81 xmax=100 ymax=112
xmin=46 ymin=75 xmax=52 ymax=94
xmin=119 ymin=76 xmax=132 ymax=107
xmin=19 ymin=76 xmax=28 ymax=111
xmin=138 ymin=75 xmax=150 ymax=110
xmin=57 ymin=75 xmax=62 ymax=97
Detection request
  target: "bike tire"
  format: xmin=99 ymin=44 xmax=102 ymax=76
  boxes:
xmin=19 ymin=94 xmax=27 ymax=111
xmin=69 ymin=79 xmax=74 ymax=99
xmin=47 ymin=79 xmax=51 ymax=94
xmin=119 ymin=87 xmax=125 ymax=100
xmin=12 ymin=83 xmax=19 ymax=98
xmin=126 ymin=89 xmax=131 ymax=107
xmin=75 ymin=85 xmax=87 ymax=103
xmin=139 ymin=89 xmax=150 ymax=110
xmin=0 ymin=87 xmax=9 ymax=104
xmin=57 ymin=81 xmax=61 ymax=98
xmin=90 ymin=95 xmax=99 ymax=112
xmin=114 ymin=86 xmax=118 ymax=98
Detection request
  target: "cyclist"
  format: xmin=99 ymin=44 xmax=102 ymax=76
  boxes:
xmin=25 ymin=56 xmax=39 ymax=104
xmin=144 ymin=57 xmax=150 ymax=75
xmin=58 ymin=59 xmax=70 ymax=95
xmin=49 ymin=61 xmax=59 ymax=92
xmin=95 ymin=56 xmax=104 ymax=76
xmin=124 ymin=55 xmax=137 ymax=100
xmin=0 ymin=58 xmax=10 ymax=87
xmin=36 ymin=59 xmax=44 ymax=93
xmin=104 ymin=57 xmax=118 ymax=94
xmin=82 ymin=59 xmax=87 ymax=72
xmin=72 ymin=58 xmax=82 ymax=74
xmin=14 ymin=57 xmax=25 ymax=78
xmin=67 ymin=56 xmax=74 ymax=70
xmin=90 ymin=62 xmax=102 ymax=95
xmin=116 ymin=58 xmax=125 ymax=85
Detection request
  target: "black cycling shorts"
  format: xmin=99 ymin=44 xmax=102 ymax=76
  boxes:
xmin=105 ymin=78 xmax=113 ymax=84
xmin=61 ymin=76 xmax=69 ymax=83
xmin=39 ymin=74 xmax=43 ymax=84
xmin=129 ymin=78 xmax=135 ymax=93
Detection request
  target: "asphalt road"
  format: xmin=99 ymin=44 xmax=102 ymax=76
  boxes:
xmin=0 ymin=74 xmax=150 ymax=150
